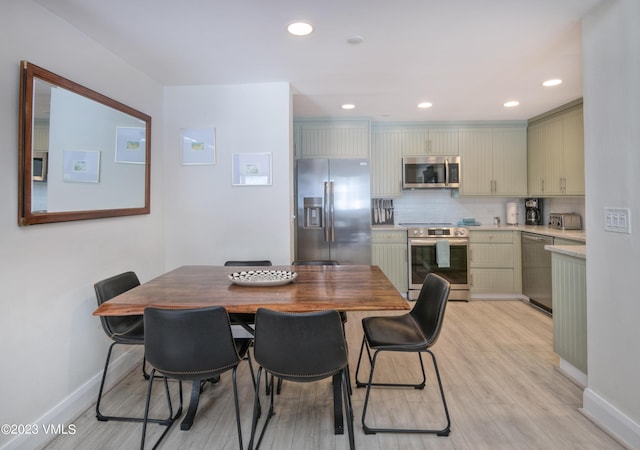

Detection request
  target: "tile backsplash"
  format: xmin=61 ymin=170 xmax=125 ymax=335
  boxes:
xmin=390 ymin=190 xmax=586 ymax=229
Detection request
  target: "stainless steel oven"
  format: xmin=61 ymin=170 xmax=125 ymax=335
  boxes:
xmin=401 ymin=224 xmax=470 ymax=301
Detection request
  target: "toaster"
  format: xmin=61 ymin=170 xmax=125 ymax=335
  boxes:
xmin=548 ymin=213 xmax=582 ymax=230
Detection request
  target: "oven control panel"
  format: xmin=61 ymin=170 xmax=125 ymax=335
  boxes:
xmin=407 ymin=227 xmax=468 ymax=237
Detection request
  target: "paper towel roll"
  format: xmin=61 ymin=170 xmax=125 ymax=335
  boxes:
xmin=506 ymin=202 xmax=519 ymax=225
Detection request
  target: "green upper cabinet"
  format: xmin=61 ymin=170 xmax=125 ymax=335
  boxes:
xmin=401 ymin=126 xmax=459 ymax=155
xmin=527 ymin=101 xmax=584 ymax=196
xmin=371 ymin=125 xmax=403 ymax=197
xmin=294 ymin=120 xmax=370 ymax=159
xmin=459 ymin=126 xmax=527 ymax=196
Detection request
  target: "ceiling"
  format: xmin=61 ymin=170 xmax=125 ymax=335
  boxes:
xmin=36 ymin=0 xmax=603 ymax=122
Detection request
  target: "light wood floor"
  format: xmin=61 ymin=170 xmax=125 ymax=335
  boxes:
xmin=46 ymin=301 xmax=624 ymax=449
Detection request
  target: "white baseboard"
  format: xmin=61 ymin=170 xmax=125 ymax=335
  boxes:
xmin=0 ymin=347 xmax=142 ymax=450
xmin=558 ymin=358 xmax=588 ymax=387
xmin=582 ymin=388 xmax=640 ymax=450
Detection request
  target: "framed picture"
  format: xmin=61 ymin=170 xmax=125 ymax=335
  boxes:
xmin=181 ymin=128 xmax=216 ymax=165
xmin=115 ymin=127 xmax=146 ymax=164
xmin=63 ymin=150 xmax=101 ymax=183
xmin=232 ymin=153 xmax=272 ymax=186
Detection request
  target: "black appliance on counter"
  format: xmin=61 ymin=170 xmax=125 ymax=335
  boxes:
xmin=525 ymin=198 xmax=543 ymax=225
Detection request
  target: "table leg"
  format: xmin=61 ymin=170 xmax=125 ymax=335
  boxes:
xmin=180 ymin=381 xmax=202 ymax=430
xmin=333 ymin=373 xmax=344 ymax=435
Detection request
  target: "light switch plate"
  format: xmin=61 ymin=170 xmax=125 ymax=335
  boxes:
xmin=604 ymin=207 xmax=631 ymax=234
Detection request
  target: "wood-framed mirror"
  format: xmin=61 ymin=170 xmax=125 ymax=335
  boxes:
xmin=18 ymin=61 xmax=151 ymax=225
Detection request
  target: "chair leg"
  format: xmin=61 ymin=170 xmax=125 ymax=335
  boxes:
xmin=231 ymin=367 xmax=244 ymax=450
xmin=354 ymin=335 xmax=373 ymax=388
xmin=342 ymin=369 xmax=355 ymax=450
xmin=140 ymin=369 xmax=183 ymax=449
xmin=249 ymin=368 xmax=276 ymax=450
xmin=96 ymin=342 xmax=172 ymax=424
xmin=361 ymin=348 xmax=451 ymax=435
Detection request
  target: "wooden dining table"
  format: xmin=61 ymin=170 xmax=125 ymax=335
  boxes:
xmin=93 ymin=264 xmax=410 ymax=433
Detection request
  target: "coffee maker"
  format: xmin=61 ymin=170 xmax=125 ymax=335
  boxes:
xmin=525 ymin=198 xmax=543 ymax=225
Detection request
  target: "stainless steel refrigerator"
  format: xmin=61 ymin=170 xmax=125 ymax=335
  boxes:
xmin=295 ymin=158 xmax=371 ymax=264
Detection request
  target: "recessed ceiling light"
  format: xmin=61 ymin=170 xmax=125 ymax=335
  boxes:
xmin=287 ymin=22 xmax=313 ymax=36
xmin=347 ymin=35 xmax=364 ymax=44
xmin=543 ymin=79 xmax=563 ymax=87
xmin=504 ymin=101 xmax=520 ymax=108
xmin=418 ymin=102 xmax=433 ymax=109
xmin=341 ymin=104 xmax=356 ymax=110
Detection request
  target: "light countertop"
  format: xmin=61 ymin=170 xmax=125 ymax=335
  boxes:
xmin=373 ymin=224 xmax=586 ymax=243
xmin=545 ymin=244 xmax=586 ymax=259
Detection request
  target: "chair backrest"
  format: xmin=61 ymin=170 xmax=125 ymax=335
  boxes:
xmin=224 ymin=260 xmax=272 ymax=266
xmin=143 ymin=306 xmax=241 ymax=381
xmin=292 ymin=260 xmax=339 ymax=266
xmin=94 ymin=271 xmax=141 ymax=338
xmin=253 ymin=308 xmax=347 ymax=382
xmin=410 ymin=273 xmax=451 ymax=347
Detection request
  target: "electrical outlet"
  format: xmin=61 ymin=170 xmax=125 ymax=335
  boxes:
xmin=604 ymin=207 xmax=631 ymax=234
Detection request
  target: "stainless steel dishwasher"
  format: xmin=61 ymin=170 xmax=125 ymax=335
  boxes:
xmin=521 ymin=232 xmax=554 ymax=313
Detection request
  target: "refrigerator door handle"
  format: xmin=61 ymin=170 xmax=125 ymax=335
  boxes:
xmin=329 ymin=181 xmax=335 ymax=242
xmin=323 ymin=181 xmax=330 ymax=242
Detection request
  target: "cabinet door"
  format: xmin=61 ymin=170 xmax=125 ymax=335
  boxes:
xmin=458 ymin=128 xmax=493 ymax=195
xmin=371 ymin=231 xmax=408 ymax=293
xmin=470 ymin=243 xmax=515 ymax=268
xmin=402 ymin=127 xmax=430 ymax=155
xmin=402 ymin=127 xmax=458 ymax=155
xmin=529 ymin=117 xmax=564 ymax=195
xmin=562 ymin=107 xmax=585 ymax=195
xmin=470 ymin=269 xmax=515 ymax=293
xmin=371 ymin=128 xmax=403 ymax=197
xmin=428 ymin=128 xmax=459 ymax=155
xmin=492 ymin=127 xmax=527 ymax=196
xmin=296 ymin=120 xmax=370 ymax=159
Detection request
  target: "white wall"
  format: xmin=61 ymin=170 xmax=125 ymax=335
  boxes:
xmin=0 ymin=1 xmax=165 ymax=448
xmin=582 ymin=0 xmax=640 ymax=447
xmin=163 ymin=84 xmax=293 ymax=268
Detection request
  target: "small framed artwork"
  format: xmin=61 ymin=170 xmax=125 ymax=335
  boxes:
xmin=63 ymin=150 xmax=101 ymax=183
xmin=232 ymin=153 xmax=272 ymax=186
xmin=180 ymin=128 xmax=216 ymax=165
xmin=115 ymin=127 xmax=146 ymax=164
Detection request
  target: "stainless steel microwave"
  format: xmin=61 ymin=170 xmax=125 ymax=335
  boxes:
xmin=402 ymin=155 xmax=460 ymax=189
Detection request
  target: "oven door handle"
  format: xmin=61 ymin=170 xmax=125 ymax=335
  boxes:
xmin=408 ymin=238 xmax=468 ymax=245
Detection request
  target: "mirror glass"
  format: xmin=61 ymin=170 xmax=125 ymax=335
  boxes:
xmin=19 ymin=61 xmax=150 ymax=225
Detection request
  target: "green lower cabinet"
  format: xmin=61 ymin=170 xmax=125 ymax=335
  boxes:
xmin=469 ymin=230 xmax=522 ymax=295
xmin=551 ymin=252 xmax=587 ymax=374
xmin=371 ymin=230 xmax=408 ymax=294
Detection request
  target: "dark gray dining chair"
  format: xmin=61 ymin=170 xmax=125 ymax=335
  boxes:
xmin=355 ymin=273 xmax=452 ymax=436
xmin=94 ymin=271 xmax=168 ymax=424
xmin=248 ymin=308 xmax=354 ymax=450
xmin=141 ymin=306 xmax=250 ymax=450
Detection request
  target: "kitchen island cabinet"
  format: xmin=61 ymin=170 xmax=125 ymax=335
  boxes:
xmin=469 ymin=229 xmax=522 ymax=296
xmin=458 ymin=126 xmax=527 ymax=196
xmin=546 ymin=244 xmax=587 ymax=385
xmin=371 ymin=228 xmax=408 ymax=293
